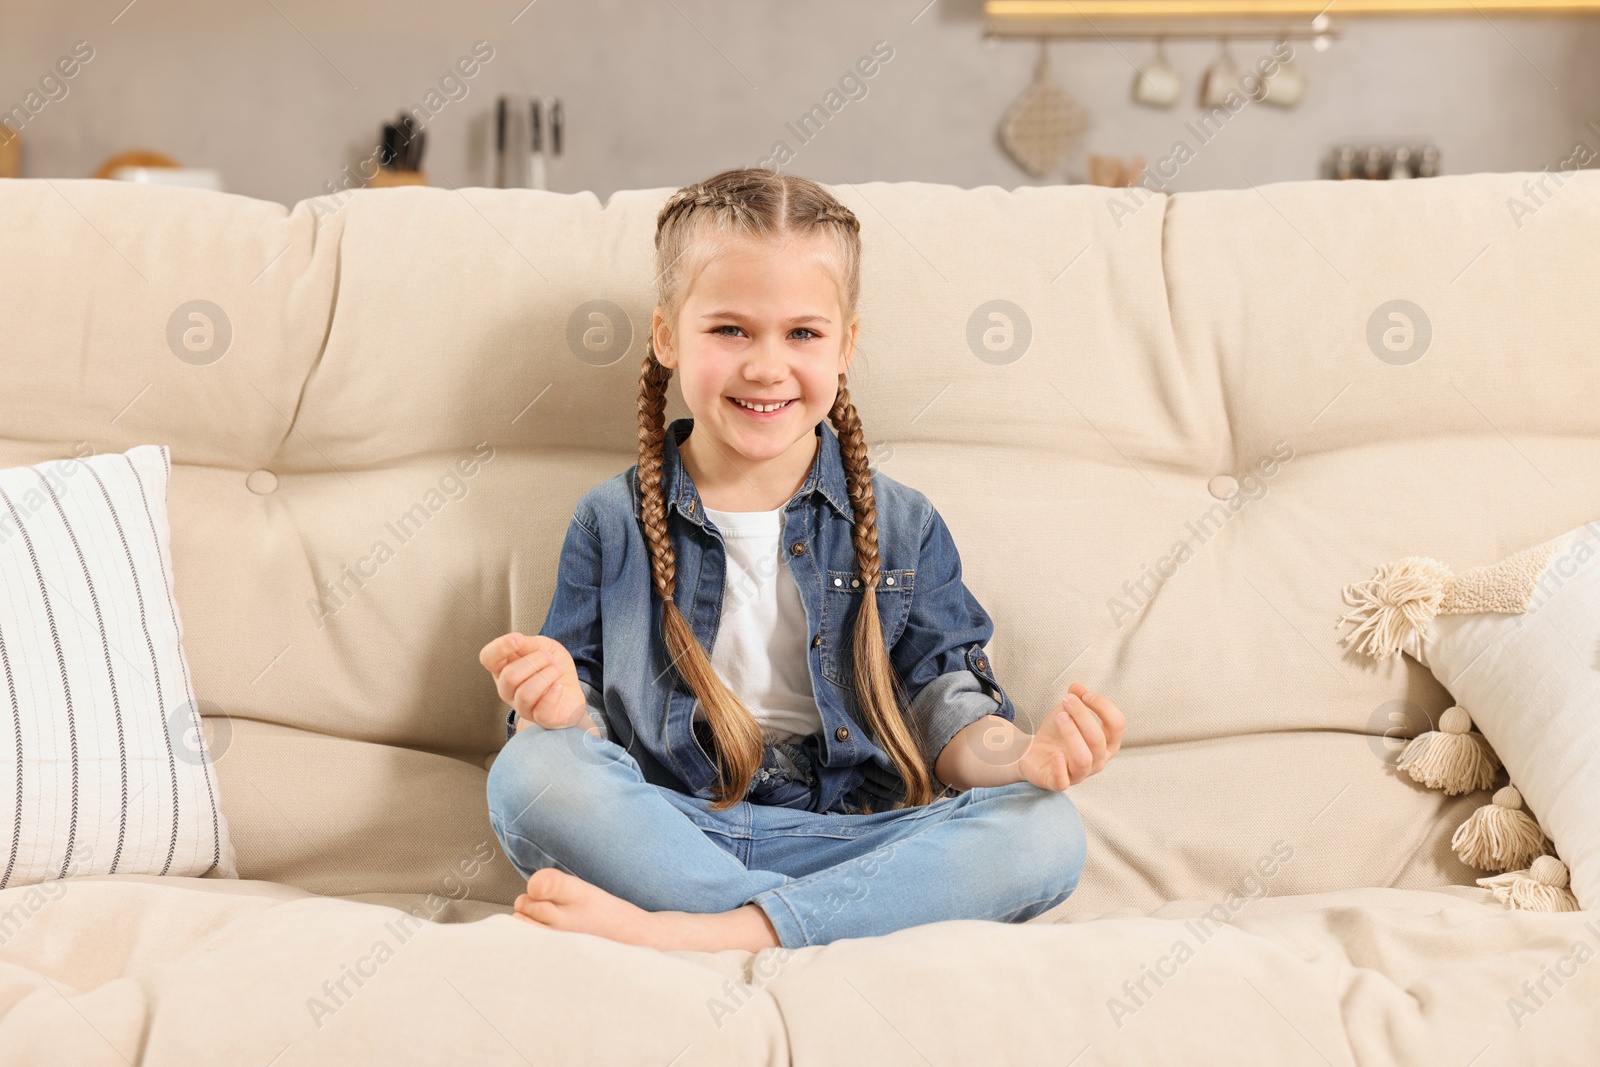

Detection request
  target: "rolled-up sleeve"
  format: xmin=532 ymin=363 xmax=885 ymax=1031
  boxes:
xmin=889 ymin=502 xmax=1016 ymax=787
xmin=505 ymin=501 xmax=610 ymax=743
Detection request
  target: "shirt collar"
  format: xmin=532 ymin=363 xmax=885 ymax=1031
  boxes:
xmin=660 ymin=416 xmax=855 ymax=525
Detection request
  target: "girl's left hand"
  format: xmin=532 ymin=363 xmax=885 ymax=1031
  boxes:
xmin=1019 ymin=682 xmax=1126 ymax=792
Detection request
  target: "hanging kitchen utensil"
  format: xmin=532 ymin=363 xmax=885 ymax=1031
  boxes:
xmin=1257 ymin=39 xmax=1307 ymax=108
xmin=1132 ymin=37 xmax=1182 ymax=109
xmin=999 ymin=40 xmax=1088 ymax=179
xmin=1200 ymin=38 xmax=1241 ymax=110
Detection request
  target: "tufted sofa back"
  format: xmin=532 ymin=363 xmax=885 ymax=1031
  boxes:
xmin=3 ymin=172 xmax=1597 ymax=912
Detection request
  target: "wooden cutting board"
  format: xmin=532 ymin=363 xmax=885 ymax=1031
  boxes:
xmin=0 ymin=131 xmax=19 ymax=179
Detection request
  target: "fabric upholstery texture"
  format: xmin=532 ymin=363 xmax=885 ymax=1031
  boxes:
xmin=1 ymin=171 xmax=1597 ymax=1063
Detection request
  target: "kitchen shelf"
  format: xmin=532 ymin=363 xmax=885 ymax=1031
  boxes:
xmin=985 ymin=0 xmax=1600 ymax=39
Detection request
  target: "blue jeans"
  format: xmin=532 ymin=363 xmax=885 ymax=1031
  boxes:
xmin=486 ymin=723 xmax=1088 ymax=949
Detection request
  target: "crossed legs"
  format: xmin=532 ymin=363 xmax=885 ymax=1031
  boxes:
xmin=486 ymin=723 xmax=1087 ymax=950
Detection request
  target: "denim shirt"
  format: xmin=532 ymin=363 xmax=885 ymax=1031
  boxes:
xmin=509 ymin=416 xmax=1016 ymax=814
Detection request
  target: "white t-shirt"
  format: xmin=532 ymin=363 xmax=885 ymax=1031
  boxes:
xmin=692 ymin=504 xmax=824 ymax=743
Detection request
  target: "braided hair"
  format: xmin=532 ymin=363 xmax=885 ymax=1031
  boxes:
xmin=637 ymin=167 xmax=935 ymax=813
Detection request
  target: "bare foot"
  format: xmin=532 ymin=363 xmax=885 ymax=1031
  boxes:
xmin=512 ymin=867 xmax=782 ymax=953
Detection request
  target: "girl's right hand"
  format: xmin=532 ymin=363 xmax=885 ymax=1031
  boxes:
xmin=479 ymin=632 xmax=599 ymax=735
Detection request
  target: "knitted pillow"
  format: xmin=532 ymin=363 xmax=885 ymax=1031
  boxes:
xmin=1335 ymin=520 xmax=1599 ymax=912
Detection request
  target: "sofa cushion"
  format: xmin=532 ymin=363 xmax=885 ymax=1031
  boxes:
xmin=1 ymin=875 xmax=1593 ymax=1065
xmin=758 ymin=886 xmax=1600 ymax=1065
xmin=213 ymin=718 xmax=528 ymax=903
xmin=0 ymin=874 xmax=784 ymax=1064
xmin=0 ymin=444 xmax=236 ymax=887
xmin=1365 ymin=519 xmax=1600 ymax=910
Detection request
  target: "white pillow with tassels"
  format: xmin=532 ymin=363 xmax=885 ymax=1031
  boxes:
xmin=1336 ymin=520 xmax=1600 ymax=912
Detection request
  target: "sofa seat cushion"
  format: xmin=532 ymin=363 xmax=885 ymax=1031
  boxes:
xmin=3 ymin=876 xmax=1591 ymax=1065
xmin=0 ymin=874 xmax=784 ymax=1065
xmin=758 ymin=886 xmax=1600 ymax=1065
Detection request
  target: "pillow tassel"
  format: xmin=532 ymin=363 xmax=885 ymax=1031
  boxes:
xmin=1334 ymin=556 xmax=1453 ymax=660
xmin=1476 ymin=855 xmax=1580 ymax=912
xmin=1451 ymin=784 xmax=1549 ymax=871
xmin=1395 ymin=705 xmax=1500 ymax=795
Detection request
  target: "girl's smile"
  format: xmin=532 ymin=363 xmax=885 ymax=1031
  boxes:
xmin=651 ymin=232 xmax=859 ymax=508
xmin=726 ymin=395 xmax=799 ymax=418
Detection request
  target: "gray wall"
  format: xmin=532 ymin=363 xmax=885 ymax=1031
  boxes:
xmin=2 ymin=0 xmax=1596 ymax=204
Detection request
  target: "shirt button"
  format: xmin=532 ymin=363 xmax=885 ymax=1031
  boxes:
xmin=790 ymin=542 xmax=806 ymax=555
xmin=811 ymin=633 xmax=821 ymax=648
xmin=976 ymin=655 xmax=988 ymax=669
xmin=885 ymin=576 xmax=894 ymax=585
xmin=833 ymin=577 xmax=842 ymax=586
xmin=835 ymin=726 xmax=850 ymax=741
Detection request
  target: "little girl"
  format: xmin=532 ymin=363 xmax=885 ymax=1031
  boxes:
xmin=483 ymin=167 xmax=1125 ymax=953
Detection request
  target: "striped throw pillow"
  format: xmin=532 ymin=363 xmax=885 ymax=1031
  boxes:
xmin=0 ymin=444 xmax=236 ymax=887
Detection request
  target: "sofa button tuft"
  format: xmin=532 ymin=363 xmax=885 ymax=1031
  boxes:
xmin=246 ymin=469 xmax=278 ymax=495
xmin=1207 ymin=474 xmax=1238 ymax=500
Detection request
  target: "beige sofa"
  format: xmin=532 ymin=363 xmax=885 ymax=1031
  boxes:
xmin=2 ymin=169 xmax=1596 ymax=1064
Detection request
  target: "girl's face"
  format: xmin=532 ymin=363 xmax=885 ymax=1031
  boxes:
xmin=652 ymin=231 xmax=858 ymax=478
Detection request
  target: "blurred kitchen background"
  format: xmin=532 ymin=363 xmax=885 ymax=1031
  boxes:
xmin=1 ymin=0 xmax=1597 ymax=203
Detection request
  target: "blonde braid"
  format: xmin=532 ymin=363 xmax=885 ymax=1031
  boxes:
xmin=636 ymin=343 xmax=675 ymax=599
xmin=829 ymin=374 xmax=934 ymax=811
xmin=814 ymin=204 xmax=860 ymax=233
xmin=637 ymin=335 xmax=764 ymax=810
